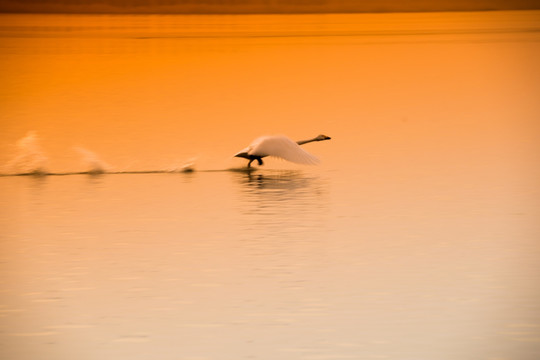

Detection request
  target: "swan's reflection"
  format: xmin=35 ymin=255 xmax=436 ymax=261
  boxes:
xmin=233 ymin=169 xmax=327 ymax=198
xmin=231 ymin=170 xmax=330 ymax=239
xmin=241 ymin=170 xmax=317 ymax=189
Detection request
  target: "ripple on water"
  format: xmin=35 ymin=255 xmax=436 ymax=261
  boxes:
xmin=0 ymin=308 xmax=24 ymax=315
xmin=46 ymin=324 xmax=94 ymax=330
xmin=112 ymin=334 xmax=150 ymax=343
xmin=8 ymin=331 xmax=58 ymax=337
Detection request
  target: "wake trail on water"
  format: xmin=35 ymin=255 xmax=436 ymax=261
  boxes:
xmin=0 ymin=167 xmax=259 ymax=177
xmin=0 ymin=132 xmax=260 ymax=177
xmin=0 ymin=170 xmax=199 ymax=177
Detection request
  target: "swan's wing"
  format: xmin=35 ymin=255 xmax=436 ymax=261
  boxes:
xmin=249 ymin=135 xmax=320 ymax=165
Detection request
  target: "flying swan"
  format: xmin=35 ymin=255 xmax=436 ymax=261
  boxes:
xmin=234 ymin=134 xmax=331 ymax=167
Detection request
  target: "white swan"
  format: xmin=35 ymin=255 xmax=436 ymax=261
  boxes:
xmin=234 ymin=134 xmax=331 ymax=167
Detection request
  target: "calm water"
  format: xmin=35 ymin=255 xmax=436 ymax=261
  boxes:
xmin=1 ymin=11 xmax=540 ymax=360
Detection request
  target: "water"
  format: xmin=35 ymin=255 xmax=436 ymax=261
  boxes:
xmin=1 ymin=11 xmax=540 ymax=360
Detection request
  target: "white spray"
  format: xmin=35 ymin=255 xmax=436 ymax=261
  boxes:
xmin=4 ymin=131 xmax=49 ymax=175
xmin=73 ymin=147 xmax=112 ymax=174
xmin=166 ymin=157 xmax=198 ymax=173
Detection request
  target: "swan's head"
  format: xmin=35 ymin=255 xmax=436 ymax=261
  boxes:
xmin=315 ymin=134 xmax=331 ymax=141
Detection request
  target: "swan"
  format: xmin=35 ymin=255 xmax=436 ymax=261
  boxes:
xmin=234 ymin=134 xmax=331 ymax=167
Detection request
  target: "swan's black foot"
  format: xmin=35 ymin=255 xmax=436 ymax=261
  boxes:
xmin=247 ymin=157 xmax=263 ymax=168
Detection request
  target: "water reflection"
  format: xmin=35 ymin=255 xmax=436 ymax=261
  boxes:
xmin=231 ymin=170 xmax=330 ymax=241
xmin=236 ymin=169 xmax=319 ymax=189
xmin=233 ymin=170 xmax=328 ymax=205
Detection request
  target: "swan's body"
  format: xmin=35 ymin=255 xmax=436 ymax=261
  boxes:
xmin=234 ymin=134 xmax=331 ymax=167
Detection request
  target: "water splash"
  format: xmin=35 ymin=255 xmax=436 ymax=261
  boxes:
xmin=1 ymin=138 xmax=202 ymax=176
xmin=3 ymin=132 xmax=49 ymax=175
xmin=167 ymin=157 xmax=197 ymax=173
xmin=73 ymin=147 xmax=112 ymax=174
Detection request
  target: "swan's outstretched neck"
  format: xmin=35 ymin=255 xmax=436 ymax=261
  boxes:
xmin=296 ymin=134 xmax=332 ymax=145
